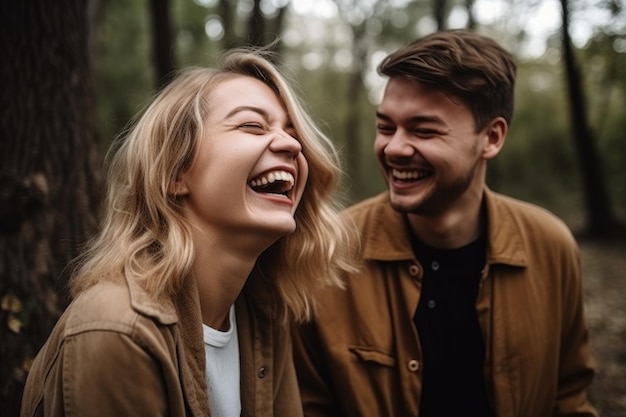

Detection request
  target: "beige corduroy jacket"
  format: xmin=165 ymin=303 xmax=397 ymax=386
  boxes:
xmin=293 ymin=189 xmax=598 ymax=417
xmin=22 ymin=272 xmax=302 ymax=417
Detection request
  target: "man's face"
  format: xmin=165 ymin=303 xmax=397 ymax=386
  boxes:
xmin=374 ymin=77 xmax=489 ymax=217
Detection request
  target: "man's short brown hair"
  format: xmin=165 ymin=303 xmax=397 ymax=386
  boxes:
xmin=378 ymin=29 xmax=517 ymax=132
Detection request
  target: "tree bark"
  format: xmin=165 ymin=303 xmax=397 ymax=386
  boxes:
xmin=559 ymin=0 xmax=618 ymax=237
xmin=0 ymin=0 xmax=101 ymax=414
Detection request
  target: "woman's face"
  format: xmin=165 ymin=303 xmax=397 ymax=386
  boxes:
xmin=178 ymin=75 xmax=309 ymax=246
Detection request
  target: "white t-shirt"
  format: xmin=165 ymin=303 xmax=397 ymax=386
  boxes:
xmin=202 ymin=305 xmax=241 ymax=417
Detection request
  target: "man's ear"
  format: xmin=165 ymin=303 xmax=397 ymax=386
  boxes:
xmin=481 ymin=116 xmax=507 ymax=160
xmin=167 ymin=178 xmax=189 ymax=197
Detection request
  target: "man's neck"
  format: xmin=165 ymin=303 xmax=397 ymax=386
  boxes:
xmin=406 ymin=201 xmax=485 ymax=249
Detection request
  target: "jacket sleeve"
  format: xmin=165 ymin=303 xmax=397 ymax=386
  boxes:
xmin=555 ymin=246 xmax=599 ymax=417
xmin=43 ymin=330 xmax=169 ymax=417
xmin=292 ymin=320 xmax=344 ymax=417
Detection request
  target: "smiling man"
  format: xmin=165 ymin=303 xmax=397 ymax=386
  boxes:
xmin=293 ymin=29 xmax=599 ymax=417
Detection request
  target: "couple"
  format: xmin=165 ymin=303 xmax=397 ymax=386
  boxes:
xmin=21 ymin=30 xmax=598 ymax=417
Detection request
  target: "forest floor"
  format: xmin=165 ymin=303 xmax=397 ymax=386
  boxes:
xmin=579 ymin=238 xmax=626 ymax=416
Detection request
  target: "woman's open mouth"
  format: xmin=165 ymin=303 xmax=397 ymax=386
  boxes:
xmin=248 ymin=170 xmax=295 ymax=199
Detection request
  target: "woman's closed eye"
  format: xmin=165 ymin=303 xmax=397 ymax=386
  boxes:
xmin=239 ymin=122 xmax=266 ymax=133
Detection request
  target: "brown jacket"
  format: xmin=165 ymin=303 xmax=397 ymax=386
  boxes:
xmin=293 ymin=189 xmax=598 ymax=417
xmin=21 ymin=272 xmax=303 ymax=417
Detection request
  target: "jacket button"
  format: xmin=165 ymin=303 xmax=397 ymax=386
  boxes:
xmin=257 ymin=367 xmax=267 ymax=379
xmin=408 ymin=360 xmax=420 ymax=372
xmin=409 ymin=265 xmax=419 ymax=276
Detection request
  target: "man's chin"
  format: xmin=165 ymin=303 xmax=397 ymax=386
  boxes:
xmin=388 ymin=192 xmax=418 ymax=213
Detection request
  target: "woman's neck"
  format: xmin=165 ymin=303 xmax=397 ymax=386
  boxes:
xmin=191 ymin=230 xmax=261 ymax=330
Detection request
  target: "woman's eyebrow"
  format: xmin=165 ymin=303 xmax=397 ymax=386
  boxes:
xmin=225 ymin=105 xmax=295 ymax=130
xmin=225 ymin=106 xmax=269 ymax=120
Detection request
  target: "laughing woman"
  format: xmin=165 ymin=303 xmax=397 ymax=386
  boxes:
xmin=21 ymin=49 xmax=356 ymax=417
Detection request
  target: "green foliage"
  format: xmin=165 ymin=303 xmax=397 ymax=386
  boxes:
xmin=94 ymin=0 xmax=155 ymax=146
xmin=172 ymin=0 xmax=223 ymax=66
xmin=93 ymin=0 xmax=626 ymax=224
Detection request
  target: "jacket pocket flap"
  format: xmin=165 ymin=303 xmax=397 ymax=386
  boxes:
xmin=349 ymin=346 xmax=396 ymax=367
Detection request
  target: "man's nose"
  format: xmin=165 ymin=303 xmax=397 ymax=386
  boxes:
xmin=384 ymin=131 xmax=414 ymax=158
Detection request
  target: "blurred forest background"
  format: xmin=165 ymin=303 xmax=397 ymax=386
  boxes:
xmin=1 ymin=0 xmax=625 ymax=415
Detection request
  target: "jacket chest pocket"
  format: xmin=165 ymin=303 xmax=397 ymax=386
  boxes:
xmin=349 ymin=346 xmax=396 ymax=367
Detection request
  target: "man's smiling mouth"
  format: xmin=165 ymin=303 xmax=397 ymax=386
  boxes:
xmin=249 ymin=170 xmax=295 ymax=198
xmin=392 ymin=168 xmax=432 ymax=182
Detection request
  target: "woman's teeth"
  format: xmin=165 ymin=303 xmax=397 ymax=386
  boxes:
xmin=249 ymin=170 xmax=295 ymax=189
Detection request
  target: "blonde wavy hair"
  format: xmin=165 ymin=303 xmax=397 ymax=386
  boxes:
xmin=70 ymin=49 xmax=357 ymax=323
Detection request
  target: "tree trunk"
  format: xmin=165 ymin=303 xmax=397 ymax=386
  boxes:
xmin=343 ymin=21 xmax=369 ymax=200
xmin=0 ymin=1 xmax=101 ymax=414
xmin=245 ymin=0 xmax=288 ymax=50
xmin=268 ymin=2 xmax=289 ymax=54
xmin=559 ymin=0 xmax=618 ymax=237
xmin=219 ymin=0 xmax=238 ymax=49
xmin=247 ymin=0 xmax=265 ymax=46
xmin=465 ymin=0 xmax=476 ymax=30
xmin=433 ymin=0 xmax=447 ymax=31
xmin=149 ymin=0 xmax=176 ymax=88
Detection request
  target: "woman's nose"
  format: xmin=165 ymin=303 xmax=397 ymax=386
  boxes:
xmin=270 ymin=130 xmax=302 ymax=156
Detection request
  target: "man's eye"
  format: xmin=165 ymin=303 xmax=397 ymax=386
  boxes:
xmin=377 ymin=125 xmax=395 ymax=134
xmin=414 ymin=129 xmax=437 ymax=138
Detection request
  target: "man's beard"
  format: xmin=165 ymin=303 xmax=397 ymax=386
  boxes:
xmin=389 ymin=170 xmax=475 ymax=217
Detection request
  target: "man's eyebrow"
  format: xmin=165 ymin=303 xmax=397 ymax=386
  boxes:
xmin=375 ymin=111 xmax=391 ymax=121
xmin=407 ymin=115 xmax=444 ymax=124
xmin=376 ymin=111 xmax=444 ymax=125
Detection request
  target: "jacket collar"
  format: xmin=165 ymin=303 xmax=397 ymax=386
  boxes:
xmin=129 ymin=273 xmax=209 ymax=416
xmin=361 ymin=189 xmax=527 ymax=268
xmin=126 ymin=276 xmax=179 ymax=325
xmin=483 ymin=188 xmax=527 ymax=267
xmin=361 ymin=192 xmax=415 ymax=261
xmin=124 ymin=265 xmax=277 ymax=328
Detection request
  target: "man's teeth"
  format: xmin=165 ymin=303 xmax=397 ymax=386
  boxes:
xmin=249 ymin=170 xmax=295 ymax=188
xmin=392 ymin=169 xmax=429 ymax=180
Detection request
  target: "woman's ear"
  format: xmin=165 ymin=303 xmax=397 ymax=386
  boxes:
xmin=481 ymin=116 xmax=507 ymax=160
xmin=167 ymin=178 xmax=189 ymax=197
